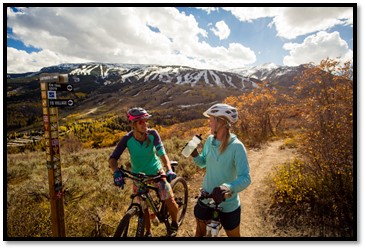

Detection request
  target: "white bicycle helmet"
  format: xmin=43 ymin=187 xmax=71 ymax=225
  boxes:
xmin=203 ymin=103 xmax=238 ymax=124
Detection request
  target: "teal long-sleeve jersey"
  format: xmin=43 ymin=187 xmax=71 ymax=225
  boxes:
xmin=193 ymin=134 xmax=251 ymax=213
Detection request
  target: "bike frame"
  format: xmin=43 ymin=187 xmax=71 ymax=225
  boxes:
xmin=114 ymin=163 xmax=187 ymax=238
xmin=121 ymin=168 xmax=172 ymax=233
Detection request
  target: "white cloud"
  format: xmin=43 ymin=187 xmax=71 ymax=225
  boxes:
xmin=223 ymin=7 xmax=280 ymax=22
xmin=7 ymin=7 xmax=255 ymax=72
xmin=196 ymin=7 xmax=219 ymax=14
xmin=272 ymin=7 xmax=353 ymax=39
xmin=283 ymin=31 xmax=353 ymax=66
xmin=224 ymin=7 xmax=353 ymax=39
xmin=189 ymin=41 xmax=256 ymax=69
xmin=7 ymin=47 xmax=89 ymax=73
xmin=6 ymin=7 xmax=353 ymax=72
xmin=211 ymin=20 xmax=230 ymax=40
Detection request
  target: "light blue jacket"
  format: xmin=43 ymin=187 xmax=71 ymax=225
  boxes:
xmin=193 ymin=134 xmax=251 ymax=212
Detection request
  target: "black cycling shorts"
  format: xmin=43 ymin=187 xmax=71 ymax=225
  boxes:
xmin=194 ymin=200 xmax=241 ymax=231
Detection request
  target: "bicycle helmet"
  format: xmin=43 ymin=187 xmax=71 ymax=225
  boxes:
xmin=203 ymin=103 xmax=238 ymax=124
xmin=127 ymin=107 xmax=152 ymax=122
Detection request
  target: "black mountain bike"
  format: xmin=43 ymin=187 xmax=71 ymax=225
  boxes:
xmin=113 ymin=161 xmax=188 ymax=237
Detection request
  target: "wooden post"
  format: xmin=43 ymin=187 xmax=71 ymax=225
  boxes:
xmin=40 ymin=73 xmax=67 ymax=237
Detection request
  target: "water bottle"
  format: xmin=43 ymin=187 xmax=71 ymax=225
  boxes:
xmin=206 ymin=220 xmax=220 ymax=237
xmin=182 ymin=134 xmax=202 ymax=157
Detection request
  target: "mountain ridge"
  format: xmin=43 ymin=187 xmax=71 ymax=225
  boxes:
xmin=8 ymin=62 xmax=305 ymax=89
xmin=6 ymin=62 xmax=306 ymax=133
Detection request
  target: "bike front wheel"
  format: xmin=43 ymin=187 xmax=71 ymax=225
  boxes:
xmin=113 ymin=204 xmax=145 ymax=237
xmin=169 ymin=176 xmax=188 ymax=226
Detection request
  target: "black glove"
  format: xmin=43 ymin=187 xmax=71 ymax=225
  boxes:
xmin=166 ymin=170 xmax=177 ymax=183
xmin=113 ymin=169 xmax=125 ymax=189
xmin=210 ymin=185 xmax=230 ymax=204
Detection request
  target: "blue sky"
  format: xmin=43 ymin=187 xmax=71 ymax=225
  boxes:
xmin=6 ymin=6 xmax=354 ymax=73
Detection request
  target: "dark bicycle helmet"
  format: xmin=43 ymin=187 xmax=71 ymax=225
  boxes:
xmin=127 ymin=107 xmax=152 ymax=121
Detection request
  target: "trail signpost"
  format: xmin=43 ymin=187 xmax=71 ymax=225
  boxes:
xmin=40 ymin=73 xmax=73 ymax=237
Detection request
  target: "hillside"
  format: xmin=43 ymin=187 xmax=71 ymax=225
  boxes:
xmin=6 ymin=137 xmax=297 ymax=237
xmin=6 ymin=59 xmax=354 ymax=238
xmin=6 ymin=62 xmax=306 ymax=135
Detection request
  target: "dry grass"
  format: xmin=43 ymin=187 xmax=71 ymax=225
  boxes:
xmin=7 ymin=138 xmax=349 ymax=238
xmin=6 ymin=138 xmax=290 ymax=238
xmin=6 ymin=140 xmax=204 ymax=238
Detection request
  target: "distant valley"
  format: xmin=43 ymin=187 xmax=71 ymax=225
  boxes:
xmin=6 ymin=62 xmax=306 ymax=133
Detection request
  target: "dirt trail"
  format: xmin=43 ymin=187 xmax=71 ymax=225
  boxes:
xmin=177 ymin=139 xmax=297 ymax=237
xmin=240 ymin=140 xmax=297 ymax=237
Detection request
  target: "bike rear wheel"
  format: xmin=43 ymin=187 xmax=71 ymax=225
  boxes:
xmin=113 ymin=205 xmax=145 ymax=237
xmin=169 ymin=176 xmax=188 ymax=226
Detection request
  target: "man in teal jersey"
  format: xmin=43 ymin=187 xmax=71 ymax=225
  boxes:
xmin=190 ymin=103 xmax=251 ymax=237
xmin=109 ymin=107 xmax=179 ymax=237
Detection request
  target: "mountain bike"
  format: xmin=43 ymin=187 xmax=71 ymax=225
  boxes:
xmin=196 ymin=189 xmax=231 ymax=237
xmin=113 ymin=161 xmax=188 ymax=237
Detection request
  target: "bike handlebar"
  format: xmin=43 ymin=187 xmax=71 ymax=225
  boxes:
xmin=119 ymin=166 xmax=166 ymax=183
xmin=198 ymin=189 xmax=231 ymax=205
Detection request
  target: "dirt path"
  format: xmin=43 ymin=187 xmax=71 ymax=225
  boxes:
xmin=240 ymin=140 xmax=297 ymax=237
xmin=177 ymin=139 xmax=297 ymax=237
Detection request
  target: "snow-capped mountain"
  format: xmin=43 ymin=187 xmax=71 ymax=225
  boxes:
xmin=7 ymin=62 xmax=307 ymax=131
xmin=229 ymin=62 xmax=279 ymax=81
xmin=36 ymin=63 xmax=261 ymax=90
xmin=228 ymin=62 xmax=307 ymax=85
xmin=7 ymin=62 xmax=307 ymax=115
xmin=9 ymin=62 xmax=306 ymax=90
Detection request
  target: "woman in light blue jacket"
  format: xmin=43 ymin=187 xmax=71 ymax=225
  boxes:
xmin=190 ymin=103 xmax=251 ymax=237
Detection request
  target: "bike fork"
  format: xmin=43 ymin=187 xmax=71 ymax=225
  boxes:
xmin=136 ymin=216 xmax=145 ymax=237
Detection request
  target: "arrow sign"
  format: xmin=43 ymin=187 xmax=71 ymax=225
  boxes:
xmin=48 ymin=83 xmax=74 ymax=92
xmin=49 ymin=99 xmax=74 ymax=107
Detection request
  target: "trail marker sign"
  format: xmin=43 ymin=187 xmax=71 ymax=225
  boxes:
xmin=40 ymin=73 xmax=70 ymax=237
